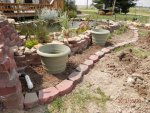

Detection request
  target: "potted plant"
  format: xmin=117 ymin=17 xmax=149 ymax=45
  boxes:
xmin=91 ymin=29 xmax=110 ymax=46
xmin=37 ymin=44 xmax=71 ymax=74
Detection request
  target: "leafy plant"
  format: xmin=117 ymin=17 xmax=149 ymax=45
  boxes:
xmin=37 ymin=8 xmax=59 ymax=22
xmin=76 ymin=18 xmax=90 ymax=35
xmin=68 ymin=10 xmax=77 ymax=18
xmin=25 ymin=38 xmax=38 ymax=49
xmin=34 ymin=20 xmax=50 ymax=43
xmin=58 ymin=12 xmax=69 ymax=29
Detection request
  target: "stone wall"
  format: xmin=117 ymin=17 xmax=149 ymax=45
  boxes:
xmin=0 ymin=19 xmax=23 ymax=110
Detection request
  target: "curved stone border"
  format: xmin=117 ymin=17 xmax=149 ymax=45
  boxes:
xmin=23 ymin=26 xmax=139 ymax=109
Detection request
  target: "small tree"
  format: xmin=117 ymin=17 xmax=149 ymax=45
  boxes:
xmin=116 ymin=0 xmax=137 ymax=14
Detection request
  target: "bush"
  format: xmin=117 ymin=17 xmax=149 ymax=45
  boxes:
xmin=37 ymin=8 xmax=59 ymax=22
xmin=68 ymin=10 xmax=77 ymax=18
xmin=25 ymin=39 xmax=38 ymax=49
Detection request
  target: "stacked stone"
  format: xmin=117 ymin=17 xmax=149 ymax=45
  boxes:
xmin=0 ymin=19 xmax=23 ymax=109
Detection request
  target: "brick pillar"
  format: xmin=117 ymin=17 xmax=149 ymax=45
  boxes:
xmin=0 ymin=19 xmax=23 ymax=110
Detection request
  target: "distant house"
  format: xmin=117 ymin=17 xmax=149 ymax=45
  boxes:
xmin=0 ymin=0 xmax=64 ymax=17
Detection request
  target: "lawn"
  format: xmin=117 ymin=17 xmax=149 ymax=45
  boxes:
xmin=78 ymin=7 xmax=149 ymax=23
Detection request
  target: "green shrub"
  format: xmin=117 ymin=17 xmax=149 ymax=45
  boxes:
xmin=25 ymin=39 xmax=38 ymax=49
xmin=68 ymin=10 xmax=77 ymax=18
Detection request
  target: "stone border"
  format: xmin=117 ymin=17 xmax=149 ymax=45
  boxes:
xmin=23 ymin=26 xmax=139 ymax=109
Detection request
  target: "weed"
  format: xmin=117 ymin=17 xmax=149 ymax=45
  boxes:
xmin=48 ymin=98 xmax=63 ymax=113
xmin=25 ymin=38 xmax=38 ymax=49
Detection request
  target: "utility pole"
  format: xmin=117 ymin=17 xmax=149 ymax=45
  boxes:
xmin=112 ymin=0 xmax=117 ymax=20
xmin=87 ymin=0 xmax=88 ymax=9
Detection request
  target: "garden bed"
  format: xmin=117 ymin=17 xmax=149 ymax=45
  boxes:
xmin=19 ymin=25 xmax=134 ymax=93
xmin=20 ymin=45 xmax=101 ymax=93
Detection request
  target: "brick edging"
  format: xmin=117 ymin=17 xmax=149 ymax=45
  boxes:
xmin=23 ymin=26 xmax=139 ymax=109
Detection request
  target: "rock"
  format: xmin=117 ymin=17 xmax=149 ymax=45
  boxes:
xmin=33 ymin=43 xmax=43 ymax=49
xmin=10 ymin=46 xmax=18 ymax=53
xmin=19 ymin=46 xmax=25 ymax=50
xmin=127 ymin=76 xmax=136 ymax=85
xmin=24 ymin=47 xmax=32 ymax=54
xmin=136 ymin=78 xmax=143 ymax=84
xmin=15 ymin=49 xmax=24 ymax=56
xmin=8 ymin=18 xmax=15 ymax=24
xmin=30 ymin=47 xmax=36 ymax=53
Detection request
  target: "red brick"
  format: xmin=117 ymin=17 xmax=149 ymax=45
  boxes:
xmin=101 ymin=48 xmax=111 ymax=54
xmin=1 ymin=25 xmax=10 ymax=33
xmin=39 ymin=87 xmax=59 ymax=104
xmin=10 ymin=33 xmax=17 ymax=41
xmin=0 ymin=42 xmax=4 ymax=48
xmin=0 ymin=71 xmax=10 ymax=80
xmin=4 ymin=38 xmax=10 ymax=46
xmin=68 ymin=71 xmax=83 ymax=84
xmin=9 ymin=58 xmax=17 ymax=71
xmin=24 ymin=92 xmax=39 ymax=109
xmin=0 ymin=85 xmax=19 ymax=96
xmin=89 ymin=55 xmax=99 ymax=63
xmin=95 ymin=51 xmax=104 ymax=58
xmin=0 ymin=32 xmax=4 ymax=42
xmin=106 ymin=46 xmax=115 ymax=51
xmin=9 ymin=39 xmax=16 ymax=47
xmin=14 ymin=55 xmax=26 ymax=61
xmin=56 ymin=80 xmax=73 ymax=96
xmin=76 ymin=64 xmax=89 ymax=75
xmin=0 ymin=56 xmax=10 ymax=72
xmin=82 ymin=59 xmax=94 ymax=68
xmin=4 ymin=92 xmax=23 ymax=109
xmin=0 ymin=20 xmax=8 ymax=28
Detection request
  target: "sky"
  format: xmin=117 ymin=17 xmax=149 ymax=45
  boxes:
xmin=75 ymin=0 xmax=150 ymax=7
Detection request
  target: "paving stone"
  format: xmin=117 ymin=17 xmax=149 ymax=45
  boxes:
xmin=24 ymin=92 xmax=39 ymax=109
xmin=95 ymin=51 xmax=104 ymax=58
xmin=56 ymin=80 xmax=74 ymax=96
xmin=39 ymin=87 xmax=59 ymax=104
xmin=76 ymin=64 xmax=89 ymax=74
xmin=83 ymin=59 xmax=94 ymax=68
xmin=101 ymin=48 xmax=111 ymax=54
xmin=68 ymin=71 xmax=83 ymax=84
xmin=89 ymin=55 xmax=99 ymax=63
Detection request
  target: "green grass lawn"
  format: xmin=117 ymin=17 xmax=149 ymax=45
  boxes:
xmin=78 ymin=8 xmax=149 ymax=23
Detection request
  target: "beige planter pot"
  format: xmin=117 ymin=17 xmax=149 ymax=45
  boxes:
xmin=37 ymin=44 xmax=71 ymax=74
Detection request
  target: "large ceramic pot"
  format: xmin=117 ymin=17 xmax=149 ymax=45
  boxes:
xmin=37 ymin=44 xmax=71 ymax=74
xmin=91 ymin=29 xmax=110 ymax=46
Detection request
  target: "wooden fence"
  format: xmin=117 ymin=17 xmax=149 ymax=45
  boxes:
xmin=0 ymin=0 xmax=64 ymax=18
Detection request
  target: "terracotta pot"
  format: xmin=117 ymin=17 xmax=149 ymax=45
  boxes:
xmin=37 ymin=44 xmax=71 ymax=74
